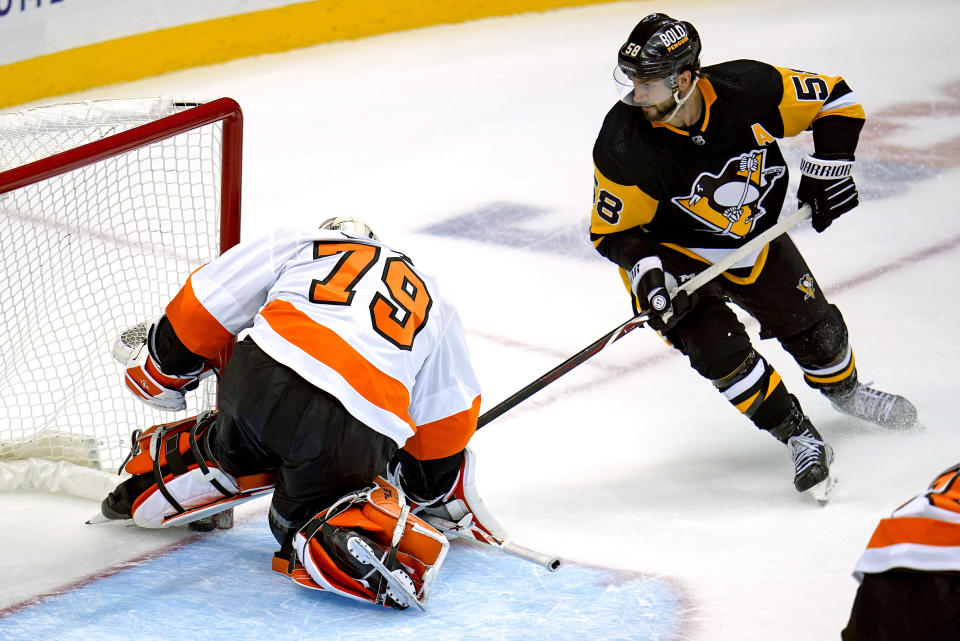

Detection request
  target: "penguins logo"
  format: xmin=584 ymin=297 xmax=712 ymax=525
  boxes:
xmin=672 ymin=149 xmax=786 ymax=238
xmin=796 ymin=273 xmax=816 ymax=300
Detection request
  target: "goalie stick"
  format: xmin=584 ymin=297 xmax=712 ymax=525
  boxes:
xmin=460 ymin=208 xmax=812 ymax=571
xmin=477 ymin=205 xmax=813 ymax=429
xmin=424 ymin=513 xmax=562 ymax=572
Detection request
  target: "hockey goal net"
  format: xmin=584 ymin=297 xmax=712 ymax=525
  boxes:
xmin=0 ymin=98 xmax=242 ymax=486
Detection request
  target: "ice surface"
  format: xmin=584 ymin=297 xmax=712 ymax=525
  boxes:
xmin=2 ymin=0 xmax=960 ymax=639
xmin=0 ymin=516 xmax=685 ymax=641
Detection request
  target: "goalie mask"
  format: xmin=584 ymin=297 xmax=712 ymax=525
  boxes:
xmin=319 ymin=216 xmax=379 ymax=241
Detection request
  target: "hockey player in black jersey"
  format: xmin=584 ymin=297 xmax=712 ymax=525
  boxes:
xmin=590 ymin=13 xmax=917 ymax=496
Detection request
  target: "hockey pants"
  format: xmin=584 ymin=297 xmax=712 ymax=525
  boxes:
xmin=649 ymin=235 xmax=857 ymax=430
xmin=212 ymin=337 xmax=397 ymax=548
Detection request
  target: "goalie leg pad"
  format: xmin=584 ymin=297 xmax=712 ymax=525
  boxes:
xmin=130 ymin=466 xmax=240 ymax=528
xmin=283 ymin=478 xmax=448 ymax=609
xmin=102 ymin=413 xmax=275 ymax=528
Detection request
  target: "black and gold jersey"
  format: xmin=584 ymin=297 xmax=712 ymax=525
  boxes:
xmin=590 ymin=59 xmax=864 ymax=273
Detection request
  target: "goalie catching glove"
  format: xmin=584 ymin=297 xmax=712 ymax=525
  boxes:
xmin=113 ymin=317 xmax=221 ymax=411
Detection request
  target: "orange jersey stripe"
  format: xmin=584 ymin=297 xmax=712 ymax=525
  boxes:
xmin=403 ymin=395 xmax=481 ymax=460
xmin=259 ymin=299 xmax=415 ymax=431
xmin=166 ymin=274 xmax=235 ymax=359
xmin=867 ymin=516 xmax=960 ymax=549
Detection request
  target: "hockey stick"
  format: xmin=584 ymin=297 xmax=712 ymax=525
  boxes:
xmin=476 ymin=204 xmax=813 ymax=429
xmin=425 ymin=513 xmax=563 ymax=572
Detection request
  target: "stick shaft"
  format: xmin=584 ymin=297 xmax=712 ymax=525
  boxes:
xmin=446 ymin=528 xmax=563 ymax=572
xmin=499 ymin=541 xmax=563 ymax=572
xmin=477 ymin=206 xmax=811 ymax=429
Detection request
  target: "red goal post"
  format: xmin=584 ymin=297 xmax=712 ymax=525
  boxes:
xmin=0 ymin=98 xmax=242 ymax=489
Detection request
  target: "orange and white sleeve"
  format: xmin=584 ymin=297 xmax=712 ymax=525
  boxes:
xmin=404 ymin=305 xmax=481 ymax=461
xmin=165 ymin=229 xmax=301 ymax=359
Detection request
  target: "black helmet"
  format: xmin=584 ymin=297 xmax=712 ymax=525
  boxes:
xmin=618 ymin=13 xmax=701 ymax=80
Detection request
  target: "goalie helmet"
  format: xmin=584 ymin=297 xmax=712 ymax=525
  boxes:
xmin=319 ymin=216 xmax=379 ymax=241
xmin=617 ymin=13 xmax=701 ymax=80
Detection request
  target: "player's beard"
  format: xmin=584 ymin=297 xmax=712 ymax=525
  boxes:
xmin=641 ymin=95 xmax=678 ymax=122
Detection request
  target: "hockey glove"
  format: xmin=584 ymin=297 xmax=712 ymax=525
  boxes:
xmin=114 ymin=319 xmax=217 ymax=411
xmin=628 ymin=256 xmax=692 ymax=332
xmin=797 ymin=153 xmax=859 ymax=232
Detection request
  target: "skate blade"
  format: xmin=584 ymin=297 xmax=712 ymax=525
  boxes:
xmin=807 ymin=474 xmax=838 ymax=506
xmin=85 ymin=512 xmax=132 ymax=525
xmin=348 ymin=538 xmax=425 ymax=611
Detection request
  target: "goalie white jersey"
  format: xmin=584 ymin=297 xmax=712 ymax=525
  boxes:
xmin=165 ymin=227 xmax=481 ymax=458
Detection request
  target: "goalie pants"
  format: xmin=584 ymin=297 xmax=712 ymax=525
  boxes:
xmin=651 ymin=235 xmax=854 ymax=431
xmin=842 ymin=569 xmax=960 ymax=641
xmin=212 ymin=337 xmax=397 ymax=548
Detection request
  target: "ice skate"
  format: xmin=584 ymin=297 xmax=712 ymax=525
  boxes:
xmin=769 ymin=399 xmax=835 ymax=501
xmin=319 ymin=524 xmax=419 ymax=611
xmin=787 ymin=428 xmax=834 ymax=499
xmin=806 ymin=472 xmax=838 ymax=506
xmin=829 ymin=383 xmax=917 ymax=430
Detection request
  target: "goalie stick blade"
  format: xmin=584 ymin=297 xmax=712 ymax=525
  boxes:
xmin=807 ymin=473 xmax=838 ymax=506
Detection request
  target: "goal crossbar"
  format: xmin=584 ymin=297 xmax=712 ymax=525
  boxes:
xmin=0 ymin=97 xmax=243 ymax=250
xmin=0 ymin=97 xmax=244 ymax=477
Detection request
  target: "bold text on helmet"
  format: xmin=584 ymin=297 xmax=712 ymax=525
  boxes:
xmin=658 ymin=24 xmax=688 ymax=49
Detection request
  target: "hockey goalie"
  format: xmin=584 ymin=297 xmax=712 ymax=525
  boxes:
xmin=92 ymin=217 xmax=507 ymax=610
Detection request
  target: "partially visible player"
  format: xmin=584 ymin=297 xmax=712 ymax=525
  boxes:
xmin=96 ymin=217 xmax=502 ymax=610
xmin=843 ymin=463 xmax=960 ymax=640
xmin=590 ymin=13 xmax=916 ymax=497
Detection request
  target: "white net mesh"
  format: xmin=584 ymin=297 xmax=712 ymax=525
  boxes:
xmin=0 ymin=98 xmax=228 ymax=472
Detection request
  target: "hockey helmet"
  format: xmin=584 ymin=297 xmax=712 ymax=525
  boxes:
xmin=319 ymin=216 xmax=379 ymax=241
xmin=617 ymin=13 xmax=701 ymax=81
